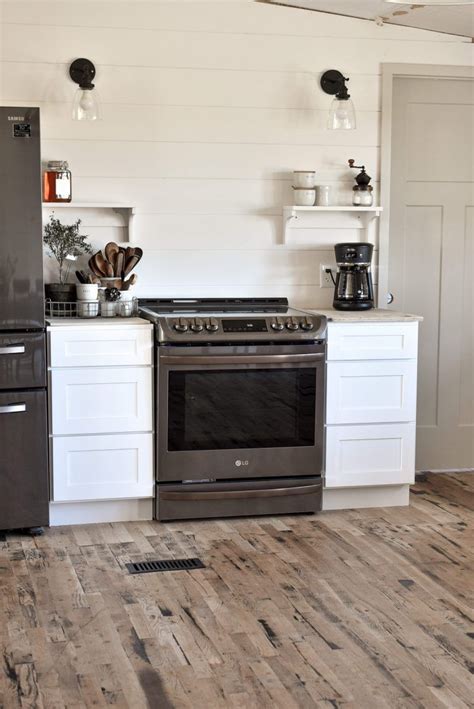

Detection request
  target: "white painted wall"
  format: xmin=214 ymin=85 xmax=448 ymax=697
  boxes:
xmin=0 ymin=1 xmax=471 ymax=307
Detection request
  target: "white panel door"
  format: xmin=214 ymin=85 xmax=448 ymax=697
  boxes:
xmin=326 ymin=360 xmax=417 ymax=424
xmin=50 ymin=367 xmax=152 ymax=435
xmin=327 ymin=322 xmax=418 ymax=361
xmin=325 ymin=423 xmax=416 ymax=488
xmin=48 ymin=326 xmax=153 ymax=368
xmin=51 ymin=433 xmax=154 ymax=501
xmin=386 ymin=75 xmax=474 ymax=470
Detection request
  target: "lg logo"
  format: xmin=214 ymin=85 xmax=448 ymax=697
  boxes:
xmin=234 ymin=459 xmax=249 ymax=467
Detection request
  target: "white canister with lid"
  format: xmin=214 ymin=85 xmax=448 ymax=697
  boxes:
xmin=293 ymin=171 xmax=316 ymax=189
xmin=293 ymin=188 xmax=316 ymax=206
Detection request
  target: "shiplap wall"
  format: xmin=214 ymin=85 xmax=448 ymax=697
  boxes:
xmin=0 ymin=1 xmax=471 ymax=306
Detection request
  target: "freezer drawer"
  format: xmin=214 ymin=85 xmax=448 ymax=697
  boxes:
xmin=0 ymin=389 xmax=48 ymax=530
xmin=157 ymin=477 xmax=322 ymax=520
xmin=0 ymin=332 xmax=46 ymax=390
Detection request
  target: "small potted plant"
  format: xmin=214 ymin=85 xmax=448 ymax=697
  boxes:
xmin=43 ymin=214 xmax=92 ymax=302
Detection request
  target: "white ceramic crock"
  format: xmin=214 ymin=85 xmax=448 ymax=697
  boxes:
xmin=76 ymin=284 xmax=99 ymax=301
xmin=293 ymin=188 xmax=316 ymax=206
xmin=293 ymin=171 xmax=316 ymax=189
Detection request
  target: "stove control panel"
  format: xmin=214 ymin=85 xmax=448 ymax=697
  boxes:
xmin=171 ymin=315 xmax=315 ymax=335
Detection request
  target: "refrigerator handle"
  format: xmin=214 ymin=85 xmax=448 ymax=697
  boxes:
xmin=0 ymin=345 xmax=26 ymax=355
xmin=0 ymin=403 xmax=27 ymax=414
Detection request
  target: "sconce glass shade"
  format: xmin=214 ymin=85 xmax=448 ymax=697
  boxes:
xmin=327 ymin=97 xmax=356 ymax=130
xmin=72 ymin=87 xmax=99 ymax=121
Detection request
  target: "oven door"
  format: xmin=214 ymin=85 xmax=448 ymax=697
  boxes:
xmin=157 ymin=343 xmax=325 ymax=482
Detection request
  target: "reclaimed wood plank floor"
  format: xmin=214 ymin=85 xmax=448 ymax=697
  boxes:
xmin=1 ymin=472 xmax=473 ymax=708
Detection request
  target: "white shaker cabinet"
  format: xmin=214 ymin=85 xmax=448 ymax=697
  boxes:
xmin=325 ymin=321 xmax=419 ymax=490
xmin=47 ymin=322 xmax=154 ymax=505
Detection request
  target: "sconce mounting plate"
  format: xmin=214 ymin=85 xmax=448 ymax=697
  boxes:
xmin=320 ymin=69 xmax=348 ymax=97
xmin=69 ymin=58 xmax=96 ymax=89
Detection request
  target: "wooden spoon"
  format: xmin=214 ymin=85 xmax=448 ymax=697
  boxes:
xmin=123 ymin=254 xmax=140 ymax=277
xmin=93 ymin=251 xmax=110 ymax=276
xmin=121 ymin=273 xmax=138 ymax=290
xmin=89 ymin=255 xmax=106 ymax=278
xmin=105 ymin=242 xmax=120 ymax=264
xmin=115 ymin=251 xmax=124 ymax=278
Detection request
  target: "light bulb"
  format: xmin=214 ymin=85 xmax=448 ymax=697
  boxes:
xmin=72 ymin=88 xmax=100 ymax=121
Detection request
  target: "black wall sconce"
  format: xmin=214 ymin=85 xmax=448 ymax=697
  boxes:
xmin=69 ymin=58 xmax=100 ymax=121
xmin=320 ymin=69 xmax=356 ymax=130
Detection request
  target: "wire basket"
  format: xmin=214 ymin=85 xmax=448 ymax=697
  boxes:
xmin=45 ymin=300 xmax=100 ymax=318
xmin=45 ymin=300 xmax=78 ymax=318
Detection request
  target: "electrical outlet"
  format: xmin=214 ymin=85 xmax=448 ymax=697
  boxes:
xmin=320 ymin=265 xmax=334 ymax=288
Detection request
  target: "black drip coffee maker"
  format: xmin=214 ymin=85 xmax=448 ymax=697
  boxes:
xmin=333 ymin=242 xmax=374 ymax=311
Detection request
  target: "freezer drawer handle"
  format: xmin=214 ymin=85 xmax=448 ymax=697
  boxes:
xmin=0 ymin=403 xmax=26 ymax=414
xmin=160 ymin=484 xmax=320 ymax=501
xmin=160 ymin=353 xmax=324 ymax=365
xmin=0 ymin=344 xmax=25 ymax=355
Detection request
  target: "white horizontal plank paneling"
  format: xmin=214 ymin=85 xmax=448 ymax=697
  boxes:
xmin=3 ymin=24 xmax=471 ymax=73
xmin=4 ymin=1 xmax=465 ymax=41
xmin=1 ymin=62 xmax=382 ymax=111
xmin=134 ymin=248 xmax=337 ymax=287
xmin=40 ymin=141 xmax=381 ymax=182
xmin=32 ymin=103 xmax=381 ymax=147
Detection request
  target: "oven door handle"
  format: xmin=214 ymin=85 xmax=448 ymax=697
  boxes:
xmin=160 ymin=484 xmax=320 ymax=501
xmin=159 ymin=352 xmax=324 ymax=365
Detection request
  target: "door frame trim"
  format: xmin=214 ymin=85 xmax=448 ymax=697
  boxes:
xmin=378 ymin=63 xmax=474 ymax=305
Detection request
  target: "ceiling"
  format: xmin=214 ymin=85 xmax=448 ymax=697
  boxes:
xmin=261 ymin=1 xmax=474 ymax=38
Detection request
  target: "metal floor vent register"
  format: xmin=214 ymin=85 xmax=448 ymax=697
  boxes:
xmin=126 ymin=558 xmax=205 ymax=574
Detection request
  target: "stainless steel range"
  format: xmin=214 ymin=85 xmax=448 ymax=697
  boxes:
xmin=139 ymin=298 xmax=327 ymax=521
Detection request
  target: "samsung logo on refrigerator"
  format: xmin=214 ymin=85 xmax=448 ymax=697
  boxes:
xmin=7 ymin=116 xmax=25 ymax=121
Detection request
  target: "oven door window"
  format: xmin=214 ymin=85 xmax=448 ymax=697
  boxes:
xmin=168 ymin=367 xmax=316 ymax=451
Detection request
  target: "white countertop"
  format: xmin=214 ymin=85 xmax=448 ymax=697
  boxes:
xmin=46 ymin=317 xmax=151 ymax=327
xmin=308 ymin=308 xmax=423 ymax=323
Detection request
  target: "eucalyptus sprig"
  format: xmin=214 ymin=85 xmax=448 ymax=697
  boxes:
xmin=43 ymin=215 xmax=92 ymax=284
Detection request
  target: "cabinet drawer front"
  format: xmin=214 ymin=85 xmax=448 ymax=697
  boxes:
xmin=327 ymin=323 xmax=418 ymax=361
xmin=50 ymin=368 xmax=153 ymax=434
xmin=325 ymin=423 xmax=416 ymax=488
xmin=326 ymin=360 xmax=417 ymax=424
xmin=48 ymin=326 xmax=153 ymax=367
xmin=51 ymin=433 xmax=154 ymax=501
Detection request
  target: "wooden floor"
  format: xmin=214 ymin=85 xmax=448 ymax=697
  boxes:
xmin=1 ymin=473 xmax=473 ymax=709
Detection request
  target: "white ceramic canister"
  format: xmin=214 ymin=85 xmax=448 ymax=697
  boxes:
xmin=77 ymin=300 xmax=99 ymax=318
xmin=293 ymin=171 xmax=316 ymax=189
xmin=76 ymin=283 xmax=99 ymax=301
xmin=293 ymin=188 xmax=316 ymax=206
xmin=316 ymin=185 xmax=331 ymax=207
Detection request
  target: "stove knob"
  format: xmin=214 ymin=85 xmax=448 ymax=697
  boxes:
xmin=174 ymin=318 xmax=188 ymax=332
xmin=286 ymin=318 xmax=299 ymax=331
xmin=271 ymin=318 xmax=284 ymax=331
xmin=206 ymin=318 xmax=219 ymax=332
xmin=190 ymin=318 xmax=204 ymax=332
xmin=300 ymin=317 xmax=314 ymax=331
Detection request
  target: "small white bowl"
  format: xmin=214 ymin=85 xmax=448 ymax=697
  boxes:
xmin=76 ymin=284 xmax=99 ymax=301
xmin=293 ymin=171 xmax=316 ymax=189
xmin=293 ymin=188 xmax=316 ymax=206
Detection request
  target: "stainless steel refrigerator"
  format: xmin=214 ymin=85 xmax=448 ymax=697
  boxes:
xmin=0 ymin=107 xmax=48 ymax=532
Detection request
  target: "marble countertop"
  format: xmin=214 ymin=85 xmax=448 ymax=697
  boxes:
xmin=308 ymin=308 xmax=423 ymax=323
xmin=46 ymin=317 xmax=152 ymax=327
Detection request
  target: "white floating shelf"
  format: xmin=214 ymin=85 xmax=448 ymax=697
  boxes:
xmin=42 ymin=202 xmax=136 ymax=241
xmin=283 ymin=206 xmax=383 ymax=243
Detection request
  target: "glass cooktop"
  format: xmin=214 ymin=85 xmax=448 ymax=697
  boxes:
xmin=138 ymin=297 xmax=296 ymax=316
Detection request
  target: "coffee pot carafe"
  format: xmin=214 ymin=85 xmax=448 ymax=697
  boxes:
xmin=333 ymin=242 xmax=374 ymax=311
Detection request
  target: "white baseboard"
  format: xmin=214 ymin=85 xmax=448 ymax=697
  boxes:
xmin=322 ymin=484 xmax=410 ymax=511
xmin=49 ymin=498 xmax=154 ymax=526
xmin=417 ymin=469 xmax=474 ymax=474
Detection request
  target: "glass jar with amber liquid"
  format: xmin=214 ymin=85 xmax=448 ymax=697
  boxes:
xmin=43 ymin=160 xmax=72 ymax=202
